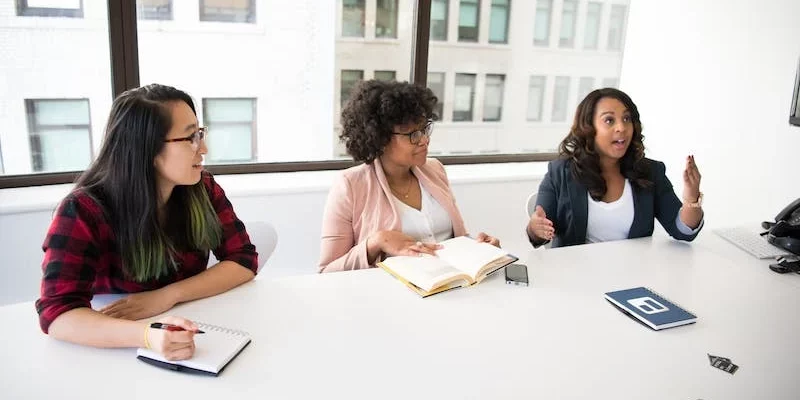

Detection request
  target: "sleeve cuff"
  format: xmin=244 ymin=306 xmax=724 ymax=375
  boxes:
xmin=675 ymin=214 xmax=704 ymax=235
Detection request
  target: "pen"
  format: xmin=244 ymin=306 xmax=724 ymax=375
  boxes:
xmin=150 ymin=322 xmax=205 ymax=334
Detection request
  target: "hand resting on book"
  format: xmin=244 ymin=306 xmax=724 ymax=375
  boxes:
xmin=366 ymin=230 xmax=443 ymax=263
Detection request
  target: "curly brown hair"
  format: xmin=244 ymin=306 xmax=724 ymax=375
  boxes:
xmin=559 ymin=88 xmax=652 ymax=200
xmin=340 ymin=79 xmax=438 ymax=163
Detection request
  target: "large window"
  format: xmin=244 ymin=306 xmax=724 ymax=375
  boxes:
xmin=583 ymin=2 xmax=601 ymax=49
xmin=526 ymin=76 xmax=546 ymax=122
xmin=342 ymin=0 xmax=366 ymax=37
xmin=430 ymin=0 xmax=449 ymax=41
xmin=200 ymin=0 xmax=255 ymax=23
xmin=608 ymin=4 xmax=627 ymax=51
xmin=453 ymin=73 xmax=476 ymax=121
xmin=483 ymin=74 xmax=505 ymax=121
xmin=488 ymin=0 xmax=510 ymax=44
xmin=203 ymin=98 xmax=256 ymax=163
xmin=25 ymin=99 xmax=92 ymax=173
xmin=427 ymin=72 xmax=445 ymax=119
xmin=16 ymin=0 xmax=83 ymax=18
xmin=137 ymin=0 xmax=172 ymax=21
xmin=559 ymin=0 xmax=577 ymax=48
xmin=458 ymin=0 xmax=480 ymax=42
xmin=376 ymin=0 xmax=398 ymax=38
xmin=533 ymin=0 xmax=552 ymax=47
xmin=1 ymin=0 xmax=630 ymax=185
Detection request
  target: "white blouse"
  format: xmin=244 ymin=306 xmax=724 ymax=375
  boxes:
xmin=392 ymin=182 xmax=454 ymax=243
xmin=586 ymin=179 xmax=635 ymax=243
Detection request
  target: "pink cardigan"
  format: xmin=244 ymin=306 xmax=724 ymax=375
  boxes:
xmin=318 ymin=158 xmax=467 ymax=273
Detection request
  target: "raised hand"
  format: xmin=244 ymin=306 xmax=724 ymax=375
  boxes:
xmin=682 ymin=155 xmax=702 ymax=204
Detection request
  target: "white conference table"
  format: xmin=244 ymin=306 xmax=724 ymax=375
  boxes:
xmin=2 ymin=234 xmax=799 ymax=399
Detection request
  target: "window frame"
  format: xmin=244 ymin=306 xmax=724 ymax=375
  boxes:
xmin=16 ymin=0 xmax=84 ymax=18
xmin=0 ymin=0 xmax=557 ymax=189
xmin=488 ymin=0 xmax=510 ymax=44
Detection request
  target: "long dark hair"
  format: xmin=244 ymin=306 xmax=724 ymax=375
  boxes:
xmin=559 ymin=88 xmax=652 ymax=200
xmin=340 ymin=79 xmax=438 ymax=163
xmin=74 ymin=84 xmax=221 ymax=282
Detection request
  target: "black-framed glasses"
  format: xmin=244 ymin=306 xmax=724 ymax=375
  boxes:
xmin=393 ymin=119 xmax=433 ymax=145
xmin=164 ymin=126 xmax=207 ymax=150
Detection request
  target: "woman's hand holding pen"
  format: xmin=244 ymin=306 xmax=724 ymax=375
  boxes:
xmin=528 ymin=205 xmax=555 ymax=241
xmin=146 ymin=316 xmax=199 ymax=361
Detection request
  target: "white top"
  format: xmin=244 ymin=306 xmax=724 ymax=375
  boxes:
xmin=392 ymin=182 xmax=453 ymax=243
xmin=586 ymin=179 xmax=634 ymax=243
xmin=3 ymin=233 xmax=799 ymax=399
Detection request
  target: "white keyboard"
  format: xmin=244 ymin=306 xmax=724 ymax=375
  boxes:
xmin=714 ymin=226 xmax=792 ymax=259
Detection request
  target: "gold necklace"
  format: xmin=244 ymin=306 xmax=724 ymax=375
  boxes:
xmin=390 ymin=175 xmax=414 ymax=199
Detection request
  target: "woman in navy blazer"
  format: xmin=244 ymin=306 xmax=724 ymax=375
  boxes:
xmin=527 ymin=88 xmax=704 ymax=248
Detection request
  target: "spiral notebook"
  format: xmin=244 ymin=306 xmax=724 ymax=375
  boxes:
xmin=604 ymin=287 xmax=697 ymax=330
xmin=136 ymin=322 xmax=252 ymax=376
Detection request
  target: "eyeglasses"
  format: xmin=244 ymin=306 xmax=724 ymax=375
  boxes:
xmin=164 ymin=126 xmax=207 ymax=150
xmin=393 ymin=120 xmax=433 ymax=145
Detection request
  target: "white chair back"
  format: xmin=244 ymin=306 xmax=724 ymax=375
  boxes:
xmin=209 ymin=220 xmax=278 ymax=273
xmin=526 ymin=192 xmax=538 ymax=217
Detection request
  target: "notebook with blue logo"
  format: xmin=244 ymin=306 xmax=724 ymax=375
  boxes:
xmin=604 ymin=287 xmax=697 ymax=330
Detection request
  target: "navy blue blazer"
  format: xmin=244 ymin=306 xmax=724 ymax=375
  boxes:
xmin=530 ymin=158 xmax=702 ymax=248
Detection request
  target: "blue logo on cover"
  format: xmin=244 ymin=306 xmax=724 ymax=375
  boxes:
xmin=627 ymin=296 xmax=669 ymax=314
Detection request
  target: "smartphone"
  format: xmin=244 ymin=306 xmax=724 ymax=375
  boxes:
xmin=505 ymin=264 xmax=529 ymax=286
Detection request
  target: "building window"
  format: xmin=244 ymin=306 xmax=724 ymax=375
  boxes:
xmin=341 ymin=69 xmax=364 ymax=107
xmin=427 ymin=72 xmax=446 ymax=120
xmin=16 ymin=0 xmax=83 ymax=18
xmin=527 ymin=76 xmax=546 ymax=121
xmin=559 ymin=0 xmax=577 ymax=48
xmin=488 ymin=0 xmax=510 ymax=44
xmin=607 ymin=5 xmax=627 ymax=51
xmin=25 ymin=99 xmax=92 ymax=173
xmin=137 ymin=0 xmax=172 ymax=21
xmin=374 ymin=70 xmax=396 ymax=81
xmin=430 ymin=0 xmax=449 ymax=41
xmin=577 ymin=76 xmax=594 ymax=103
xmin=376 ymin=0 xmax=398 ymax=38
xmin=199 ymin=0 xmax=255 ymax=23
xmin=453 ymin=73 xmax=476 ymax=121
xmin=483 ymin=74 xmax=505 ymax=121
xmin=602 ymin=77 xmax=619 ymax=88
xmin=551 ymin=76 xmax=570 ymax=122
xmin=202 ymin=98 xmax=256 ymax=163
xmin=533 ymin=0 xmax=552 ymax=47
xmin=583 ymin=2 xmax=601 ymax=49
xmin=458 ymin=0 xmax=480 ymax=42
xmin=342 ymin=0 xmax=366 ymax=37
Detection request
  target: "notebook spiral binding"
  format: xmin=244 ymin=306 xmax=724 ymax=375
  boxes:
xmin=196 ymin=322 xmax=250 ymax=337
xmin=646 ymin=286 xmax=696 ymax=316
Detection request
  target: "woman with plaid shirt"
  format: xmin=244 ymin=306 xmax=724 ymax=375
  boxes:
xmin=36 ymin=84 xmax=259 ymax=361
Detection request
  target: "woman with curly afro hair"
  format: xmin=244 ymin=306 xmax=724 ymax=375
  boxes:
xmin=526 ymin=88 xmax=704 ymax=248
xmin=319 ymin=79 xmax=500 ymax=272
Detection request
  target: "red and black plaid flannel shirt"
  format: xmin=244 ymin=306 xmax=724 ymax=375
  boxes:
xmin=35 ymin=172 xmax=258 ymax=333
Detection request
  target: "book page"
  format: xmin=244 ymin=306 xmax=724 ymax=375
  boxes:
xmin=435 ymin=236 xmax=511 ymax=279
xmin=380 ymin=255 xmax=466 ymax=292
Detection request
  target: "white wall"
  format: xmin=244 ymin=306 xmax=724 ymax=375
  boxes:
xmin=620 ymin=0 xmax=800 ymax=225
xmin=0 ymin=163 xmax=543 ymax=306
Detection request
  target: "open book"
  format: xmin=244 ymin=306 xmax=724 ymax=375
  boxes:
xmin=377 ymin=236 xmax=518 ymax=297
xmin=136 ymin=322 xmax=251 ymax=376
